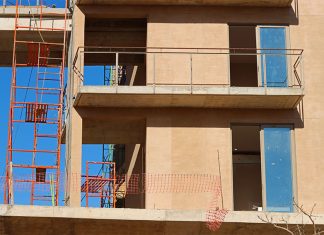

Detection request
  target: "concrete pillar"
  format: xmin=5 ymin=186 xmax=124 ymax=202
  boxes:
xmin=65 ymin=5 xmax=85 ymax=207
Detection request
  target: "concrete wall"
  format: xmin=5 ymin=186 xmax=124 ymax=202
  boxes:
xmin=1 ymin=215 xmax=309 ymax=235
xmin=147 ymin=19 xmax=229 ymax=85
xmin=65 ymin=5 xmax=85 ymax=207
xmin=124 ymin=144 xmax=145 ymax=208
xmin=289 ymin=0 xmax=324 ymax=214
xmin=145 ymin=113 xmax=228 ymax=210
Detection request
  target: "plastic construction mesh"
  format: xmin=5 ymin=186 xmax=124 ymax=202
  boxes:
xmin=206 ymin=208 xmax=228 ymax=231
xmin=2 ymin=172 xmax=227 ymax=231
xmin=206 ymin=193 xmax=228 ymax=231
xmin=1 ymin=173 xmax=61 ymax=192
xmin=130 ymin=173 xmax=221 ymax=194
xmin=85 ymin=173 xmax=227 ymax=231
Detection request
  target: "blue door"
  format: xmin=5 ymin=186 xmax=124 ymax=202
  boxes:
xmin=259 ymin=27 xmax=288 ymax=87
xmin=263 ymin=127 xmax=293 ymax=212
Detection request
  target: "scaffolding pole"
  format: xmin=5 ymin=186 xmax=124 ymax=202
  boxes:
xmin=4 ymin=0 xmax=68 ymax=206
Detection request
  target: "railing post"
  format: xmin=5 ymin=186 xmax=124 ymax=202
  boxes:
xmin=263 ymin=53 xmax=267 ymax=93
xmin=81 ymin=52 xmax=84 ymax=88
xmin=115 ymin=53 xmax=119 ymax=91
xmin=153 ymin=53 xmax=156 ymax=94
xmin=77 ymin=51 xmax=81 ymax=93
xmin=190 ymin=54 xmax=193 ymax=94
xmin=228 ymin=49 xmax=231 ymax=89
xmin=301 ymin=53 xmax=304 ymax=88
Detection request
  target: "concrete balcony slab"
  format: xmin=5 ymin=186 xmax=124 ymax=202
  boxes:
xmin=73 ymin=85 xmax=304 ymax=109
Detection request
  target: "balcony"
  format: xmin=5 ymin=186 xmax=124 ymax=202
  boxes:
xmin=72 ymin=47 xmax=304 ymax=109
xmin=75 ymin=0 xmax=293 ymax=7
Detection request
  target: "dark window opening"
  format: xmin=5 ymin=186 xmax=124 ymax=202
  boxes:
xmin=83 ymin=18 xmax=147 ymax=86
xmin=229 ymin=26 xmax=258 ymax=87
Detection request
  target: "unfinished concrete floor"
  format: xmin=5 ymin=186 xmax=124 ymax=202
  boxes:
xmin=1 ymin=205 xmax=324 ymax=235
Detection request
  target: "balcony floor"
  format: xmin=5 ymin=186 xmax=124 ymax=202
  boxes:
xmin=74 ymin=85 xmax=304 ymax=109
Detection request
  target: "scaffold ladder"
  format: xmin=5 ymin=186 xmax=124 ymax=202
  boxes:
xmin=4 ymin=0 xmax=68 ymax=206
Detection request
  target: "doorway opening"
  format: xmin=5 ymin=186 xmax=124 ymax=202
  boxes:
xmin=229 ymin=26 xmax=258 ymax=87
xmin=232 ymin=125 xmax=262 ymax=211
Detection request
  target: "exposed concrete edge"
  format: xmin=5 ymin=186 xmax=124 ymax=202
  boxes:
xmin=0 ymin=17 xmax=72 ymax=31
xmin=0 ymin=205 xmax=324 ymax=225
xmin=74 ymin=92 xmax=81 ymax=106
xmin=0 ymin=7 xmax=69 ymax=17
xmin=78 ymin=85 xmax=304 ymax=97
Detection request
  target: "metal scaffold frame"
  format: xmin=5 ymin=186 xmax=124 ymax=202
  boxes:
xmin=101 ymin=144 xmax=115 ymax=208
xmin=81 ymin=161 xmax=116 ymax=208
xmin=4 ymin=0 xmax=68 ymax=206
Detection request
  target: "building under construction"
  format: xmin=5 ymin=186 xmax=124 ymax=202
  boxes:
xmin=1 ymin=0 xmax=324 ymax=234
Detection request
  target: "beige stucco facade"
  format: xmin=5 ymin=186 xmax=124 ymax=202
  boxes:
xmin=2 ymin=0 xmax=324 ymax=233
xmin=60 ymin=0 xmax=324 ymax=233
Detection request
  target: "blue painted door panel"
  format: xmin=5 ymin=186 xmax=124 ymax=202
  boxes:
xmin=260 ymin=27 xmax=288 ymax=87
xmin=264 ymin=127 xmax=293 ymax=212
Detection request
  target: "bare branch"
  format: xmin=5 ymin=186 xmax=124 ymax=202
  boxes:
xmin=272 ymin=223 xmax=295 ymax=235
xmin=294 ymin=224 xmax=302 ymax=235
xmin=294 ymin=201 xmax=317 ymax=234
xmin=258 ymin=215 xmax=294 ymax=235
xmin=258 ymin=201 xmax=320 ymax=235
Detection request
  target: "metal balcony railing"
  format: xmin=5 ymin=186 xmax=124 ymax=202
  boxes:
xmin=72 ymin=47 xmax=304 ymax=96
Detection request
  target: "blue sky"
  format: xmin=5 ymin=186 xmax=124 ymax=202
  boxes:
xmin=2 ymin=0 xmax=66 ymax=7
xmin=0 ymin=1 xmax=107 ymax=207
xmin=0 ymin=66 xmax=104 ymax=206
xmin=0 ymin=68 xmax=11 ymax=179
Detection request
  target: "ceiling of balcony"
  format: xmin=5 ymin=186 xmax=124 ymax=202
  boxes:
xmin=76 ymin=0 xmax=293 ymax=7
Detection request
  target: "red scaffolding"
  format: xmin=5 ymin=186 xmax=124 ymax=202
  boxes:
xmin=4 ymin=0 xmax=68 ymax=205
xmin=81 ymin=161 xmax=117 ymax=208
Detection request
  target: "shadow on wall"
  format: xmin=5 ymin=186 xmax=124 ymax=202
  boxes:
xmin=79 ymin=1 xmax=299 ymax=25
xmin=149 ymin=6 xmax=299 ymax=25
xmin=144 ymin=108 xmax=304 ymax=129
xmin=76 ymin=107 xmax=304 ymax=129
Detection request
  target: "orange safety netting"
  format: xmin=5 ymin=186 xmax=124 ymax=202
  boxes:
xmin=1 ymin=172 xmax=227 ymax=231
